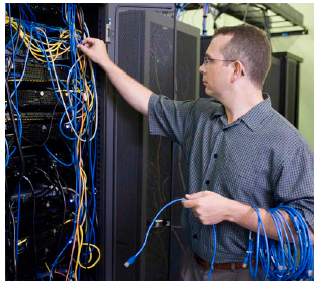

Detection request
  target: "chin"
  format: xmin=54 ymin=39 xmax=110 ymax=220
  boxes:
xmin=204 ymin=88 xmax=213 ymax=97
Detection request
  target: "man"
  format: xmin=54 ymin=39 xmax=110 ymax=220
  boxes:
xmin=78 ymin=24 xmax=314 ymax=281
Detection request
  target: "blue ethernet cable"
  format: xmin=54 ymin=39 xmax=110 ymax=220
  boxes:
xmin=49 ymin=235 xmax=74 ymax=281
xmin=270 ymin=208 xmax=296 ymax=280
xmin=22 ymin=4 xmax=36 ymax=22
xmin=249 ymin=206 xmax=313 ymax=281
xmin=5 ymin=138 xmax=9 ymax=167
xmin=124 ymin=198 xmax=186 ymax=268
xmin=37 ymin=272 xmax=44 ymax=281
xmin=124 ymin=197 xmax=217 ymax=281
xmin=44 ymin=142 xmax=74 ymax=167
xmin=277 ymin=206 xmax=313 ymax=280
xmin=274 ymin=210 xmax=297 ymax=279
xmin=249 ymin=206 xmax=269 ymax=281
xmin=207 ymin=224 xmax=216 ymax=281
xmin=16 ymin=184 xmax=21 ymax=267
xmin=268 ymin=210 xmax=286 ymax=280
xmin=9 ymin=27 xmax=33 ymax=98
xmin=8 ymin=5 xmax=23 ymax=268
xmin=180 ymin=3 xmax=190 ymax=12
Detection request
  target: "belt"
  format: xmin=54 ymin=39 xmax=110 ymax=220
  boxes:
xmin=194 ymin=253 xmax=255 ymax=270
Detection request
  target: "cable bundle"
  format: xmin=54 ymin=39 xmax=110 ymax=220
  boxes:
xmin=202 ymin=3 xmax=209 ymax=36
xmin=245 ymin=206 xmax=314 ymax=281
xmin=5 ymin=3 xmax=99 ymax=280
xmin=175 ymin=3 xmax=190 ymax=20
xmin=6 ymin=15 xmax=71 ymax=63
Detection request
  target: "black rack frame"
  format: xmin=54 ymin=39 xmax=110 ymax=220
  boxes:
xmin=183 ymin=3 xmax=308 ymax=37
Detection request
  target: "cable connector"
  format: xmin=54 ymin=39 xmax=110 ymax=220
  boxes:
xmin=242 ymin=255 xmax=249 ymax=268
xmin=124 ymin=256 xmax=136 ymax=268
xmin=308 ymin=270 xmax=313 ymax=277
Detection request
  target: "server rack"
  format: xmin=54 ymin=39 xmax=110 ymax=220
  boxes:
xmin=170 ymin=20 xmax=200 ymax=280
xmin=106 ymin=6 xmax=175 ymax=281
xmin=263 ymin=52 xmax=303 ymax=128
xmin=5 ymin=3 xmax=201 ymax=280
xmin=104 ymin=4 xmax=200 ymax=281
xmin=5 ymin=4 xmax=102 ymax=280
xmin=199 ymin=36 xmax=212 ymax=98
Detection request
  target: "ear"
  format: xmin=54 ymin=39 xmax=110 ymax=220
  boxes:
xmin=231 ymin=61 xmax=245 ymax=83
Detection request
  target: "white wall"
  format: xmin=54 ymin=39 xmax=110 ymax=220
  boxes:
xmin=180 ymin=4 xmax=314 ymax=150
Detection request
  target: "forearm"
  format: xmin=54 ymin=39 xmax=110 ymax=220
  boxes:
xmin=100 ymin=59 xmax=152 ymax=116
xmin=226 ymin=199 xmax=314 ymax=245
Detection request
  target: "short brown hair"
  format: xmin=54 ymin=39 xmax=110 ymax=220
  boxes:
xmin=213 ymin=24 xmax=272 ymax=89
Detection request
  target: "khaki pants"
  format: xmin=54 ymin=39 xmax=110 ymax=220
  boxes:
xmin=180 ymin=248 xmax=256 ymax=281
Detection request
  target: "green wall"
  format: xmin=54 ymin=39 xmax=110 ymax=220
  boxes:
xmin=180 ymin=4 xmax=314 ymax=150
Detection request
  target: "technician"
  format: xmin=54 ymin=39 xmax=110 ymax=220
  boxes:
xmin=78 ymin=24 xmax=314 ymax=281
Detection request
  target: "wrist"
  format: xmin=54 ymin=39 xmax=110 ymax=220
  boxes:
xmin=100 ymin=56 xmax=113 ymax=72
xmin=225 ymin=199 xmax=253 ymax=224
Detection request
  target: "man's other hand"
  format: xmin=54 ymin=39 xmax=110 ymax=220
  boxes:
xmin=182 ymin=191 xmax=233 ymax=225
xmin=78 ymin=38 xmax=110 ymax=67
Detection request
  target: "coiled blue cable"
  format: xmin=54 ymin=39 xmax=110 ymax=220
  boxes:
xmin=246 ymin=205 xmax=313 ymax=281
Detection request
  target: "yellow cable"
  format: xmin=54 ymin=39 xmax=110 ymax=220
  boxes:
xmin=45 ymin=262 xmax=52 ymax=279
xmin=77 ymin=243 xmax=101 ymax=269
xmin=18 ymin=238 xmax=27 ymax=246
xmin=64 ymin=219 xmax=73 ymax=225
xmin=7 ymin=16 xmax=98 ymax=280
xmin=6 ymin=17 xmax=74 ymax=62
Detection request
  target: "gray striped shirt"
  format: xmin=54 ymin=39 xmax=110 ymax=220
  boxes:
xmin=148 ymin=93 xmax=314 ymax=263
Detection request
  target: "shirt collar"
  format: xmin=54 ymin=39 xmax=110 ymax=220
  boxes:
xmin=212 ymin=93 xmax=272 ymax=131
xmin=212 ymin=101 xmax=225 ymax=118
xmin=240 ymin=93 xmax=272 ymax=131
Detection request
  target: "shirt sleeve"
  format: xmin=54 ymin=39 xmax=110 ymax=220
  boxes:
xmin=274 ymin=142 xmax=314 ymax=231
xmin=148 ymin=93 xmax=195 ymax=144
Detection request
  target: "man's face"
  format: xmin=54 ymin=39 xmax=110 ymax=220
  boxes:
xmin=199 ymin=35 xmax=233 ymax=98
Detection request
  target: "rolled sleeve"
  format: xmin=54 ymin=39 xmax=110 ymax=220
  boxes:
xmin=148 ymin=93 xmax=195 ymax=144
xmin=274 ymin=143 xmax=314 ymax=231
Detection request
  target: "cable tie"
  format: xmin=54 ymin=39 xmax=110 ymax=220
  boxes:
xmin=248 ymin=231 xmax=252 ymax=240
xmin=203 ymin=15 xmax=207 ymax=18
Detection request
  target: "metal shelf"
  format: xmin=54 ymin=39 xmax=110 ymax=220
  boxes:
xmin=183 ymin=3 xmax=308 ymax=37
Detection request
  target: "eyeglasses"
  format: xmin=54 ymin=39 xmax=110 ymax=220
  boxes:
xmin=203 ymin=56 xmax=236 ymax=66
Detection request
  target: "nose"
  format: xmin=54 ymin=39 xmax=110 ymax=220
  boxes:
xmin=199 ymin=63 xmax=206 ymax=74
